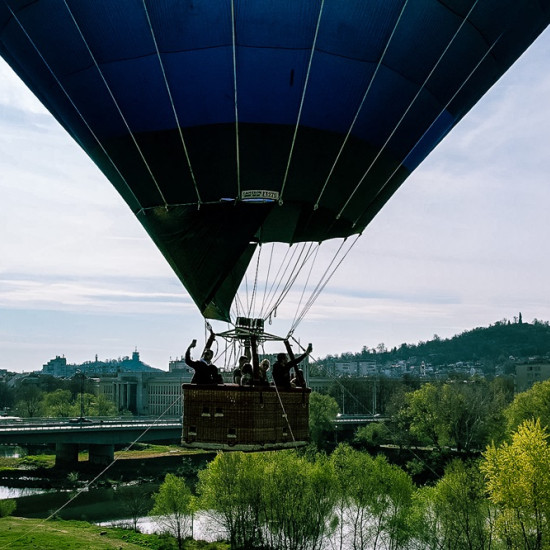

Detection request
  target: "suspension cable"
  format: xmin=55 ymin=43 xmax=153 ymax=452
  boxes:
xmin=61 ymin=0 xmax=169 ymax=207
xmin=289 ymin=235 xmax=361 ymax=335
xmin=230 ymin=0 xmax=241 ymax=197
xmin=314 ymin=0 xmax=410 ymax=209
xmin=279 ymin=0 xmax=325 ymax=202
xmin=336 ymin=0 xmax=481 ymax=220
xmin=291 ymin=243 xmax=322 ymax=330
xmin=3 ymin=1 xmax=143 ymax=213
xmin=247 ymin=242 xmax=263 ymax=318
xmin=141 ymin=0 xmax=202 ymax=204
xmin=351 ymin=32 xmax=503 ymax=228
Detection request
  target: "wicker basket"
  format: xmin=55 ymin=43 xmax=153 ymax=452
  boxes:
xmin=182 ymin=384 xmax=310 ymax=451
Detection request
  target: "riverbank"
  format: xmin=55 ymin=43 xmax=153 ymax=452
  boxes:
xmin=0 ymin=516 xmax=228 ymax=549
xmin=0 ymin=445 xmax=215 ymax=489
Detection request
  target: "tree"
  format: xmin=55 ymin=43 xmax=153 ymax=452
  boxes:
xmin=261 ymin=451 xmax=337 ymax=550
xmin=309 ymin=392 xmax=339 ymax=449
xmin=120 ymin=485 xmax=152 ymax=532
xmin=150 ymin=473 xmax=194 ymax=550
xmin=43 ymin=389 xmax=76 ymax=417
xmin=197 ymin=451 xmax=338 ymax=550
xmin=505 ymin=379 xmax=550 ymax=434
xmin=330 ymin=443 xmax=415 ymax=550
xmin=14 ymin=385 xmax=43 ymax=417
xmin=413 ymin=460 xmax=494 ymax=549
xmin=482 ymin=419 xmax=550 ymax=549
xmin=197 ymin=451 xmax=266 ymax=549
xmin=397 ymin=383 xmax=442 ymax=449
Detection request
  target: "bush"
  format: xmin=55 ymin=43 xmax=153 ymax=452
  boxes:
xmin=0 ymin=499 xmax=16 ymax=517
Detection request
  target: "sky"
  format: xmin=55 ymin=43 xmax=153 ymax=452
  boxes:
xmin=2 ymin=29 xmax=550 ymax=373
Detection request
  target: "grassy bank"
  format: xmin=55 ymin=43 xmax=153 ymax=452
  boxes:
xmin=0 ymin=517 xmax=228 ymax=549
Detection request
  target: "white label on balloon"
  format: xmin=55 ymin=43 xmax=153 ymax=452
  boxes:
xmin=241 ymin=190 xmax=279 ymax=201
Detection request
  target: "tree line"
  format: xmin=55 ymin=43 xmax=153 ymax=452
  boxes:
xmin=317 ymin=317 xmax=550 ymax=374
xmin=145 ymin=379 xmax=550 ymax=549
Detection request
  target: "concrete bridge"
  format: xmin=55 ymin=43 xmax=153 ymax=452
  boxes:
xmin=0 ymin=413 xmax=381 ymax=467
xmin=0 ymin=417 xmax=182 ymax=467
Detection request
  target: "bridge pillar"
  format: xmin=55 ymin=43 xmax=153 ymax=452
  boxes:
xmin=55 ymin=443 xmax=79 ymax=468
xmin=89 ymin=443 xmax=114 ymax=466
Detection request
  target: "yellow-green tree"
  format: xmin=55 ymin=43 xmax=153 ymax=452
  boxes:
xmin=505 ymin=379 xmax=550 ymax=434
xmin=197 ymin=451 xmax=267 ymax=549
xmin=413 ymin=460 xmax=494 ymax=549
xmin=329 ymin=443 xmax=415 ymax=550
xmin=482 ymin=419 xmax=550 ymax=550
xmin=150 ymin=473 xmax=194 ymax=550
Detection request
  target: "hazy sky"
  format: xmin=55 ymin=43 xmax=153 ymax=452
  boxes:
xmin=2 ymin=29 xmax=550 ymax=373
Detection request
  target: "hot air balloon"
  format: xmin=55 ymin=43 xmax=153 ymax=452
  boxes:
xmin=1 ymin=0 xmax=549 ymax=449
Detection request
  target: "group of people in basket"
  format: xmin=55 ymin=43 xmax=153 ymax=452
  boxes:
xmin=185 ymin=333 xmax=312 ymax=389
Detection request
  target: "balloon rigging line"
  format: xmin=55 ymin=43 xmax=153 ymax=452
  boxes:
xmin=290 ymin=242 xmax=321 ymax=331
xmin=259 ymin=243 xmax=276 ymax=317
xmin=336 ymin=0 xmax=482 ymax=221
xmin=289 ymin=235 xmax=361 ymax=335
xmin=279 ymin=0 xmax=325 ymax=202
xmin=271 ymin=380 xmax=298 ymax=445
xmin=351 ymin=31 xmax=503 ymax=229
xmin=313 ymin=0 xmax=410 ymax=210
xmin=141 ymin=0 xmax=202 ymax=204
xmin=242 ymin=243 xmax=295 ymax=320
xmin=247 ymin=242 xmax=263 ymax=318
xmin=61 ymin=0 xmax=169 ymax=208
xmin=230 ymin=0 xmax=242 ymax=197
xmin=2 ymin=1 xmax=144 ymax=214
xmin=289 ymin=239 xmax=349 ymax=335
xmin=261 ymin=242 xmax=317 ymax=321
xmin=261 ymin=244 xmax=311 ymax=319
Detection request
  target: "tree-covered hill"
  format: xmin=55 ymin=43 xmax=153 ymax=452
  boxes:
xmin=324 ymin=317 xmax=550 ymax=368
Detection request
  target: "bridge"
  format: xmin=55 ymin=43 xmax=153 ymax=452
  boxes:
xmin=0 ymin=417 xmax=182 ymax=467
xmin=0 ymin=413 xmax=381 ymax=467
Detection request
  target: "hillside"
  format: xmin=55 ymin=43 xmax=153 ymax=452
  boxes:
xmin=324 ymin=318 xmax=550 ymax=372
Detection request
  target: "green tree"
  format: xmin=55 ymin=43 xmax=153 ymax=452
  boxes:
xmin=14 ymin=385 xmax=43 ymax=417
xmin=330 ymin=443 xmax=415 ymax=550
xmin=309 ymin=392 xmax=339 ymax=448
xmin=397 ymin=383 xmax=442 ymax=448
xmin=482 ymin=419 xmax=550 ymax=549
xmin=198 ymin=451 xmax=338 ymax=550
xmin=0 ymin=499 xmax=16 ymax=518
xmin=505 ymin=379 xmax=550 ymax=434
xmin=42 ymin=389 xmax=76 ymax=417
xmin=197 ymin=451 xmax=266 ymax=549
xmin=150 ymin=473 xmax=194 ymax=550
xmin=413 ymin=460 xmax=494 ymax=549
xmin=261 ymin=451 xmax=337 ymax=550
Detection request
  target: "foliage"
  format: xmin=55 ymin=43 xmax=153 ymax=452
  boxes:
xmin=354 ymin=421 xmax=391 ymax=448
xmin=197 ymin=450 xmax=337 ymax=550
xmin=482 ymin=419 xmax=550 ymax=549
xmin=151 ymin=473 xmax=195 ymax=550
xmin=0 ymin=499 xmax=16 ymax=518
xmin=308 ymin=392 xmax=339 ymax=449
xmin=197 ymin=451 xmax=270 ymax=549
xmin=412 ymin=460 xmax=494 ymax=549
xmin=505 ymin=379 xmax=550 ymax=434
xmin=330 ymin=444 xmax=415 ymax=550
xmin=261 ymin=451 xmax=337 ymax=550
xmin=394 ymin=379 xmax=510 ymax=453
xmin=322 ymin=318 xmax=550 ymax=375
xmin=14 ymin=385 xmax=44 ymax=417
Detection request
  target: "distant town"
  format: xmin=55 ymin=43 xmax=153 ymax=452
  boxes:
xmin=2 ymin=315 xmax=550 ymax=418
